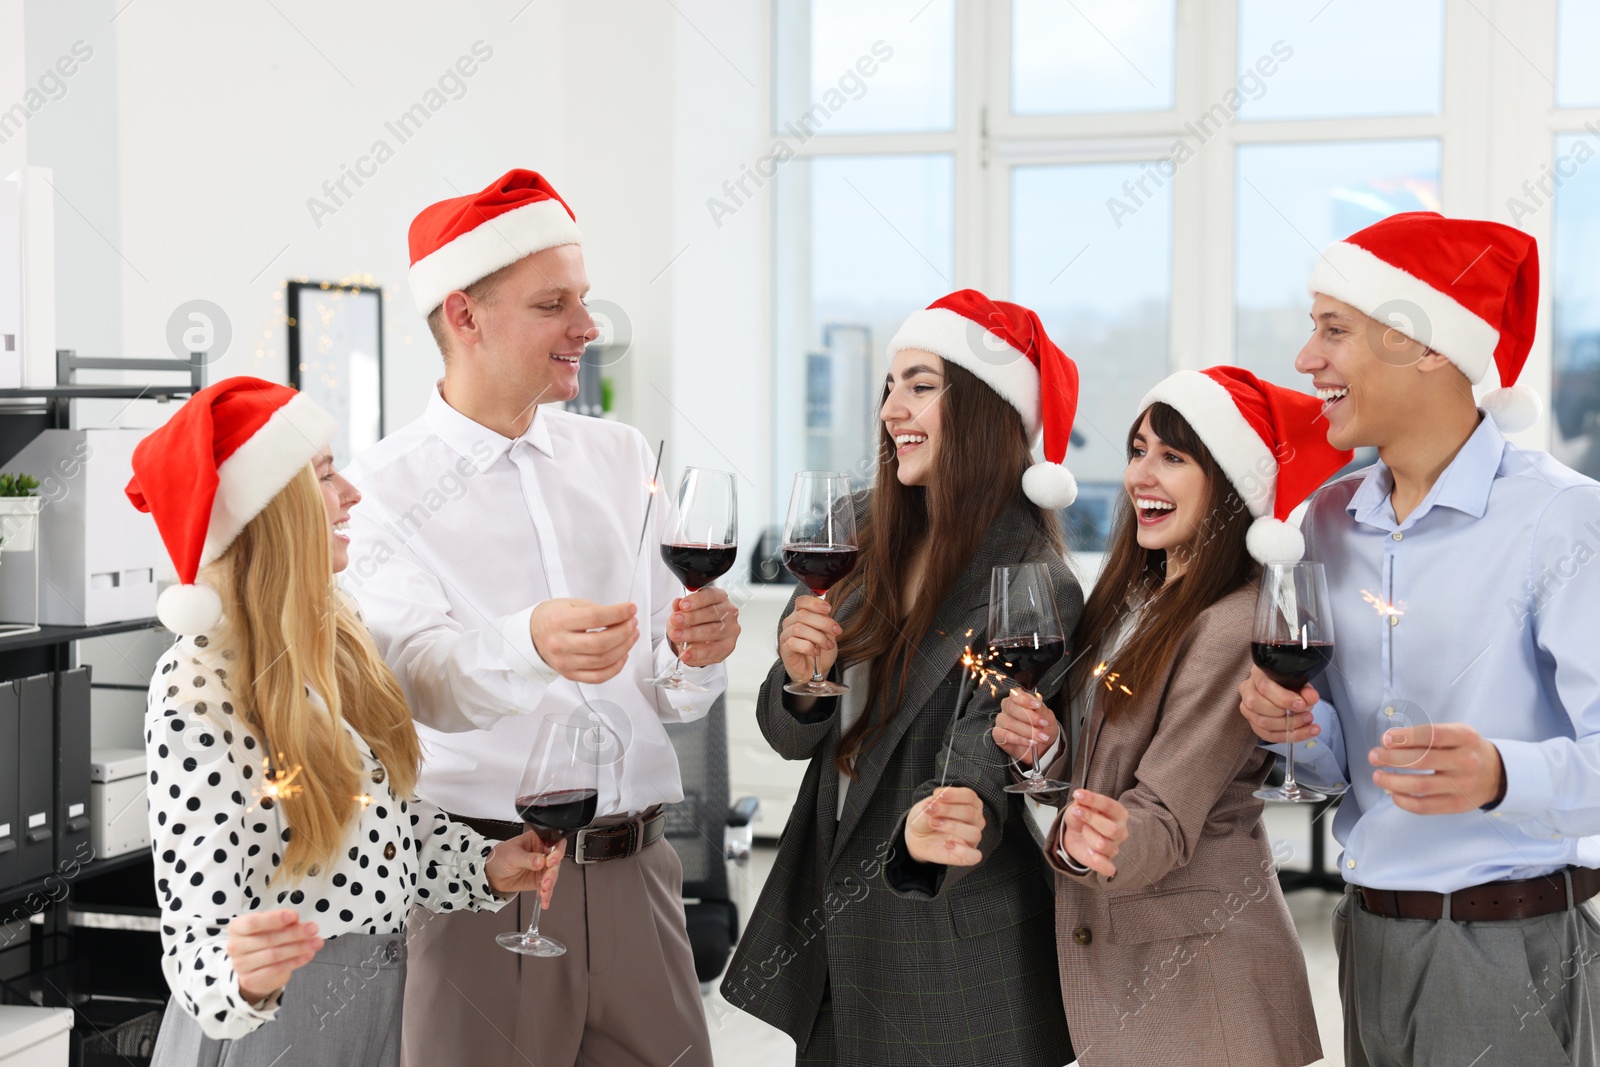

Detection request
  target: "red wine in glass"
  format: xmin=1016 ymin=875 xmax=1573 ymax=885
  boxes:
xmin=660 ymin=543 xmax=737 ymax=593
xmin=515 ymin=787 xmax=600 ymax=845
xmin=987 ymin=636 xmax=1066 ymax=691
xmin=1250 ymin=641 xmax=1334 ymax=689
xmin=781 ymin=545 xmax=860 ymax=597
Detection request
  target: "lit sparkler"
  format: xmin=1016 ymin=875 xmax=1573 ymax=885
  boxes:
xmin=1360 ymin=590 xmax=1405 ymax=619
xmin=249 ymin=754 xmax=304 ymax=813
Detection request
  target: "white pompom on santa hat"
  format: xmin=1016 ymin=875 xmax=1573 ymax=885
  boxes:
xmin=125 ymin=377 xmax=337 ymax=634
xmin=886 ymin=289 xmax=1082 ymax=508
xmin=407 ymin=168 xmax=583 ymax=316
xmin=1307 ymin=210 xmax=1542 ymax=432
xmin=1140 ymin=367 xmax=1355 ymax=563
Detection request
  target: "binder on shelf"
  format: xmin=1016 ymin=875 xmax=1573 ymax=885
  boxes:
xmin=0 ymin=681 xmax=17 ymax=889
xmin=54 ymin=667 xmax=90 ymax=864
xmin=15 ymin=673 xmax=52 ymax=882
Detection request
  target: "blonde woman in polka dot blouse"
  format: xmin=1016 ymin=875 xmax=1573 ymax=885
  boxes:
xmin=128 ymin=379 xmax=561 ymax=1066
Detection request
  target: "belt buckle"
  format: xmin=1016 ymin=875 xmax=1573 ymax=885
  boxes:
xmin=574 ymin=826 xmax=597 ymax=865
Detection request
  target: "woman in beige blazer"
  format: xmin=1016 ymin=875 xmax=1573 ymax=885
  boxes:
xmin=942 ymin=367 xmax=1351 ymax=1066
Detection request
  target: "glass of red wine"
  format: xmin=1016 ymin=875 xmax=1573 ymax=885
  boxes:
xmin=653 ymin=466 xmax=738 ymax=692
xmin=991 ymin=563 xmax=1071 ymax=797
xmin=496 ymin=715 xmax=600 ymax=957
xmin=1251 ymin=561 xmax=1337 ymax=804
xmin=781 ymin=471 xmax=859 ymax=697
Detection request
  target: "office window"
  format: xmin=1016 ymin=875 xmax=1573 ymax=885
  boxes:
xmin=1011 ymin=0 xmax=1176 ymax=115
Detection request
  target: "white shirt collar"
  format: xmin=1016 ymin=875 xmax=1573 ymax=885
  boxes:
xmin=424 ymin=383 xmax=555 ymax=472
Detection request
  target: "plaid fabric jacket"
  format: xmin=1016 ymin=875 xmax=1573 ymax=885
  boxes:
xmin=721 ymin=497 xmax=1082 ymax=1066
xmin=1041 ymin=585 xmax=1322 ymax=1067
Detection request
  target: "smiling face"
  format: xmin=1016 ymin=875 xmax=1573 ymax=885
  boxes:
xmin=1125 ymin=410 xmax=1213 ymax=573
xmin=879 ymin=348 xmax=946 ymax=487
xmin=313 ymin=449 xmax=361 ymax=573
xmin=439 ymin=243 xmax=598 ymax=412
xmin=1295 ymin=293 xmax=1438 ymax=452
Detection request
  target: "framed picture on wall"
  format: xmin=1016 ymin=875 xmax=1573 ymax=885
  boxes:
xmin=287 ymin=281 xmax=384 ymax=466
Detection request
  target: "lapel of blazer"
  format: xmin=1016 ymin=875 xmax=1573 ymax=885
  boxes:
xmin=828 ymin=500 xmax=1039 ymax=866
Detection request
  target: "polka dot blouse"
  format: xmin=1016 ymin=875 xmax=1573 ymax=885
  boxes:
xmin=145 ymin=634 xmax=508 ymax=1040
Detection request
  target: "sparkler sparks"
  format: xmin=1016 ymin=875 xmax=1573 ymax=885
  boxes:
xmin=1092 ymin=660 xmax=1132 ymax=696
xmin=1360 ymin=590 xmax=1405 ymax=618
xmin=251 ymin=755 xmax=304 ymax=811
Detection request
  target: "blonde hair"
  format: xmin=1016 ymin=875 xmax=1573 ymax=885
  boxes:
xmin=201 ymin=464 xmax=421 ymax=879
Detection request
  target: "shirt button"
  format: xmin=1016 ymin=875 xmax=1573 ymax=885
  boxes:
xmin=1389 ymin=615 xmax=1400 ymax=627
xmin=1072 ymin=926 xmax=1092 ymax=946
xmin=371 ymin=766 xmax=386 ymax=785
xmin=384 ymin=842 xmax=397 ymax=860
xmin=1346 ymin=858 xmax=1357 ymax=869
xmin=1384 ymin=706 xmax=1395 ymax=716
xmin=1392 ymin=531 xmax=1404 ymax=541
xmin=1306 ymin=739 xmax=1317 ymax=748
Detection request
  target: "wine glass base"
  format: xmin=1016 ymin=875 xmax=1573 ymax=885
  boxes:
xmin=1253 ymin=783 xmax=1330 ymax=804
xmin=651 ymin=674 xmax=709 ymax=693
xmin=784 ymin=679 xmax=850 ymax=697
xmin=1004 ymin=775 xmax=1074 ymax=798
xmin=496 ymin=931 xmax=567 ymax=957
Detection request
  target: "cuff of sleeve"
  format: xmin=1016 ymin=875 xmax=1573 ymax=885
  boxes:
xmin=781 ymin=687 xmax=838 ymax=725
xmin=1488 ymin=739 xmax=1554 ymax=819
xmin=1058 ymin=846 xmax=1090 ymax=875
xmin=229 ymin=969 xmax=284 ymax=1024
xmin=884 ymin=841 xmax=945 ymax=898
xmin=498 ymin=607 xmax=553 ymax=682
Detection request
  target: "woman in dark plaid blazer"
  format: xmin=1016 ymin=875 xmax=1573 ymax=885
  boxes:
xmin=721 ymin=292 xmax=1083 ymax=1066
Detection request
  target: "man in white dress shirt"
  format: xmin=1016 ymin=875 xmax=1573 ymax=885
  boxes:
xmin=343 ymin=169 xmax=740 ymax=1067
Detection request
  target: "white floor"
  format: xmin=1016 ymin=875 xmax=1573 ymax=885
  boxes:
xmin=701 ymin=803 xmax=1347 ymax=1066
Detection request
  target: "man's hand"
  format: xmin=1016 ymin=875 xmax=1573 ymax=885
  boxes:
xmin=668 ymin=588 xmax=740 ymax=667
xmin=1238 ymin=665 xmax=1322 ymax=744
xmin=227 ymin=909 xmax=322 ymax=1007
xmin=530 ymin=599 xmax=639 ymax=684
xmin=486 ymin=832 xmax=565 ymax=909
xmin=904 ymin=787 xmax=985 ymax=866
xmin=1369 ymin=723 xmax=1506 ymax=814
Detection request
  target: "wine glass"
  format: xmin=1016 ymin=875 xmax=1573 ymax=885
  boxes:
xmin=1251 ymin=561 xmax=1337 ymax=804
xmin=781 ymin=472 xmax=859 ymax=697
xmin=992 ymin=563 xmax=1072 ymax=797
xmin=496 ymin=715 xmax=601 ymax=956
xmin=653 ymin=467 xmax=738 ymax=692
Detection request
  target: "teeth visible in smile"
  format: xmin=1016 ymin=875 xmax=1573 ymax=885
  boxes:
xmin=894 ymin=434 xmax=927 ymax=446
xmin=1317 ymin=387 xmax=1349 ymax=402
xmin=333 ymin=521 xmax=350 ymax=533
xmin=1136 ymin=498 xmax=1174 ymax=510
xmin=552 ymin=353 xmax=581 ymax=364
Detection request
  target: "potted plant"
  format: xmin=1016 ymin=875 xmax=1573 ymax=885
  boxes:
xmin=0 ymin=473 xmax=43 ymax=552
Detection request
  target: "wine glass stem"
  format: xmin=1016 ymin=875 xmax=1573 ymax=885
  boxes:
xmin=522 ymin=888 xmax=545 ymax=941
xmin=1283 ymin=706 xmax=1298 ymax=791
xmin=809 ymin=592 xmax=829 ymax=684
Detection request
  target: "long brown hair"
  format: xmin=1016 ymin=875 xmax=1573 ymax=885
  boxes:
xmin=1067 ymin=402 xmax=1257 ymax=719
xmin=202 ymin=465 xmax=422 ymax=879
xmin=831 ymin=359 xmax=1064 ymax=776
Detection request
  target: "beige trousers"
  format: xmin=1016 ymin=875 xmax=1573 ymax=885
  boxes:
xmin=400 ymin=837 xmax=712 ymax=1067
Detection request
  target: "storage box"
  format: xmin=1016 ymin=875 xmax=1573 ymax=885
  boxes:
xmin=0 ymin=1006 xmax=71 ymax=1066
xmin=0 ymin=430 xmax=165 ymax=626
xmin=89 ymin=748 xmax=146 ymax=861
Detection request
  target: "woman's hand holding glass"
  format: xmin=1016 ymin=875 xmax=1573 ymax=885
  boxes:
xmin=778 ymin=596 xmax=843 ymax=687
xmin=904 ymin=786 xmax=986 ymax=867
xmin=993 ymin=690 xmax=1060 ymax=767
xmin=1058 ymin=790 xmax=1129 ymax=878
xmin=486 ymin=831 xmax=567 ymax=909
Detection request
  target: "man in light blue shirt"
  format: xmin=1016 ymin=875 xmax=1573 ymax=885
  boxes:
xmin=1239 ymin=211 xmax=1600 ymax=1067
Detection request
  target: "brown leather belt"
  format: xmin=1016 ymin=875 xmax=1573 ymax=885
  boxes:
xmin=1358 ymin=866 xmax=1600 ymax=922
xmin=449 ymin=807 xmax=666 ymax=865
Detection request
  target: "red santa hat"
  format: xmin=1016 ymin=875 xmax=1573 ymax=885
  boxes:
xmin=1307 ymin=211 xmax=1541 ymax=432
xmin=408 ymin=168 xmax=583 ymax=315
xmin=886 ymin=289 xmax=1081 ymax=508
xmin=125 ymin=377 xmax=337 ymax=635
xmin=1140 ymin=367 xmax=1354 ymax=563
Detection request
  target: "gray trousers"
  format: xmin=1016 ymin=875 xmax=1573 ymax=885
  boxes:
xmin=150 ymin=931 xmax=407 ymax=1067
xmin=400 ymin=837 xmax=712 ymax=1067
xmin=1335 ymin=883 xmax=1600 ymax=1067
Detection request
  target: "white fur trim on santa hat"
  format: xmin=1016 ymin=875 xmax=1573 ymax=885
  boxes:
xmin=1139 ymin=371 xmax=1277 ymax=519
xmin=1022 ymin=461 xmax=1077 ymax=509
xmin=1308 ymin=241 xmax=1501 ymax=383
xmin=1480 ymin=382 xmax=1541 ymax=433
xmin=409 ymin=199 xmax=584 ymax=315
xmin=1246 ymin=517 xmax=1306 ymax=564
xmin=887 ymin=307 xmax=1041 ymax=438
xmin=158 ymin=582 xmax=223 ymax=635
xmin=199 ymin=391 xmax=338 ymax=568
